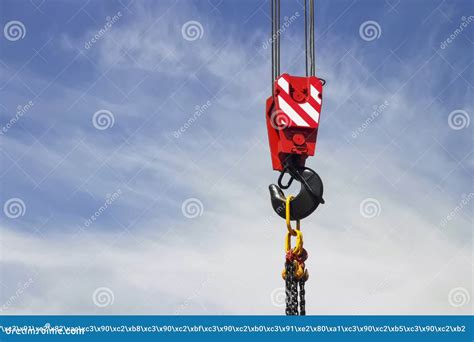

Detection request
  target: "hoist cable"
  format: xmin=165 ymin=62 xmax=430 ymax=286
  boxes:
xmin=312 ymin=0 xmax=315 ymax=76
xmin=275 ymin=0 xmax=280 ymax=78
xmin=271 ymin=0 xmax=281 ymax=93
xmin=310 ymin=0 xmax=315 ymax=76
xmin=273 ymin=0 xmax=317 ymax=86
xmin=304 ymin=0 xmax=309 ymax=77
xmin=271 ymin=0 xmax=274 ymax=96
xmin=305 ymin=0 xmax=315 ymax=76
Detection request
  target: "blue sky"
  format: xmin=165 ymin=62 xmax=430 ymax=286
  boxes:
xmin=0 ymin=0 xmax=472 ymax=314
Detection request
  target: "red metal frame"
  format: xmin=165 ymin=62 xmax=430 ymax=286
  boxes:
xmin=265 ymin=73 xmax=324 ymax=171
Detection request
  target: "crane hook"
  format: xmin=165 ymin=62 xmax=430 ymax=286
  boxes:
xmin=269 ymin=166 xmax=324 ymax=220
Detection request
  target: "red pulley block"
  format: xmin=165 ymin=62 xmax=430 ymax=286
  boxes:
xmin=265 ymin=73 xmax=324 ymax=171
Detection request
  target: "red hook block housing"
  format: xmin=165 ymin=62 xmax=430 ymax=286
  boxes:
xmin=265 ymin=73 xmax=324 ymax=171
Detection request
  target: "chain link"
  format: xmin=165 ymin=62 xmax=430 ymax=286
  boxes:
xmin=284 ymin=258 xmax=307 ymax=316
xmin=282 ymin=197 xmax=308 ymax=316
xmin=299 ymin=280 xmax=306 ymax=315
xmin=285 ymin=260 xmax=298 ymax=315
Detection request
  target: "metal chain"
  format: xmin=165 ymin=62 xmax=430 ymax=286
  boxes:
xmin=299 ymin=280 xmax=306 ymax=315
xmin=284 ymin=260 xmax=292 ymax=315
xmin=291 ymin=272 xmax=299 ymax=314
xmin=285 ymin=260 xmax=299 ymax=315
xmin=285 ymin=260 xmax=309 ymax=315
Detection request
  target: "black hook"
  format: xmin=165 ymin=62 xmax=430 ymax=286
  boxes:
xmin=269 ymin=166 xmax=324 ymax=220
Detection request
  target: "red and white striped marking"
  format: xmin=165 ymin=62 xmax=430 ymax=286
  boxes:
xmin=275 ymin=74 xmax=322 ymax=128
